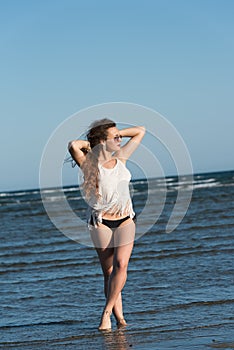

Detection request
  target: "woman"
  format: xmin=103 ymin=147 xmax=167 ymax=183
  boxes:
xmin=68 ymin=119 xmax=145 ymax=330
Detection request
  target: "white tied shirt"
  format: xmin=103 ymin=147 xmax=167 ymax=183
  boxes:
xmin=87 ymin=158 xmax=135 ymax=227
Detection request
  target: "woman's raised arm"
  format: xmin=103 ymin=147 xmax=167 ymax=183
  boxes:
xmin=116 ymin=126 xmax=145 ymax=161
xmin=68 ymin=140 xmax=90 ymax=167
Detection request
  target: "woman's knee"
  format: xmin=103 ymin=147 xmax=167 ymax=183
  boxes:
xmin=115 ymin=258 xmax=128 ymax=272
xmin=103 ymin=266 xmax=113 ymax=278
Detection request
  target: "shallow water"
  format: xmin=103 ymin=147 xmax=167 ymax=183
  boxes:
xmin=0 ymin=171 xmax=234 ymax=349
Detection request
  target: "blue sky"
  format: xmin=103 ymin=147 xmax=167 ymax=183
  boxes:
xmin=1 ymin=0 xmax=234 ymax=191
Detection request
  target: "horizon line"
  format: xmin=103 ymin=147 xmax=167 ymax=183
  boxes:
xmin=1 ymin=168 xmax=233 ymax=194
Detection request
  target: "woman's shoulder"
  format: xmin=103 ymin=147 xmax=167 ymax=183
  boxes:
xmin=115 ymin=156 xmax=126 ymax=166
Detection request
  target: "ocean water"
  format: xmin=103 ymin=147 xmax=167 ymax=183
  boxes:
xmin=0 ymin=170 xmax=234 ymax=349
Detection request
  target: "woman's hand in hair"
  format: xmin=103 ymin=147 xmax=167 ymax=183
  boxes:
xmin=68 ymin=140 xmax=91 ymax=167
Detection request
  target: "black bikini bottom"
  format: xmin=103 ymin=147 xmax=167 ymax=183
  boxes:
xmin=90 ymin=215 xmax=136 ymax=229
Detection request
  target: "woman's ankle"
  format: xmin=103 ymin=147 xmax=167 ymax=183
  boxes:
xmin=103 ymin=309 xmax=112 ymax=316
xmin=98 ymin=309 xmax=112 ymax=330
xmin=116 ymin=318 xmax=127 ymax=327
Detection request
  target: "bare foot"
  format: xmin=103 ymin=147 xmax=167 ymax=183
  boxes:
xmin=98 ymin=310 xmax=112 ymax=330
xmin=116 ymin=318 xmax=127 ymax=328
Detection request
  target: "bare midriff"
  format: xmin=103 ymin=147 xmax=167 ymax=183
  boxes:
xmin=102 ymin=211 xmax=130 ymax=221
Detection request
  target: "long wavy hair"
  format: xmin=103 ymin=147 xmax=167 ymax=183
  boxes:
xmin=81 ymin=118 xmax=116 ymax=202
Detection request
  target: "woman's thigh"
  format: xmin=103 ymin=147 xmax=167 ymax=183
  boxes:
xmin=114 ymin=219 xmax=135 ymax=247
xmin=89 ymin=224 xmax=114 ymax=249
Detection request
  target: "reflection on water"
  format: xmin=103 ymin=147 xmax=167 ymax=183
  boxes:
xmin=101 ymin=328 xmax=133 ymax=350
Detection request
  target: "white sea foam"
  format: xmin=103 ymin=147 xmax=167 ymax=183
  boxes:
xmin=172 ymin=182 xmax=221 ymax=191
xmin=63 ymin=187 xmax=80 ymax=192
xmin=65 ymin=196 xmax=82 ymax=201
xmin=40 ymin=188 xmax=63 ymax=194
xmin=42 ymin=196 xmax=66 ymax=202
xmin=193 ymin=178 xmax=216 ymax=184
xmin=41 ymin=187 xmax=79 ymax=195
xmin=0 ymin=190 xmax=39 ymax=197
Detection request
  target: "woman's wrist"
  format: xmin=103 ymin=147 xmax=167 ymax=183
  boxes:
xmin=120 ymin=126 xmax=145 ymax=138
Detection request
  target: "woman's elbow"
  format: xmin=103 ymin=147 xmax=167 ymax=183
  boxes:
xmin=138 ymin=126 xmax=146 ymax=135
xmin=68 ymin=140 xmax=77 ymax=153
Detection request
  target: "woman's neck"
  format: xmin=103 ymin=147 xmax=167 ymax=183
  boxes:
xmin=98 ymin=149 xmax=113 ymax=162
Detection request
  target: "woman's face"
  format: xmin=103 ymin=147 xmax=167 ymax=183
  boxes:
xmin=105 ymin=127 xmax=122 ymax=152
